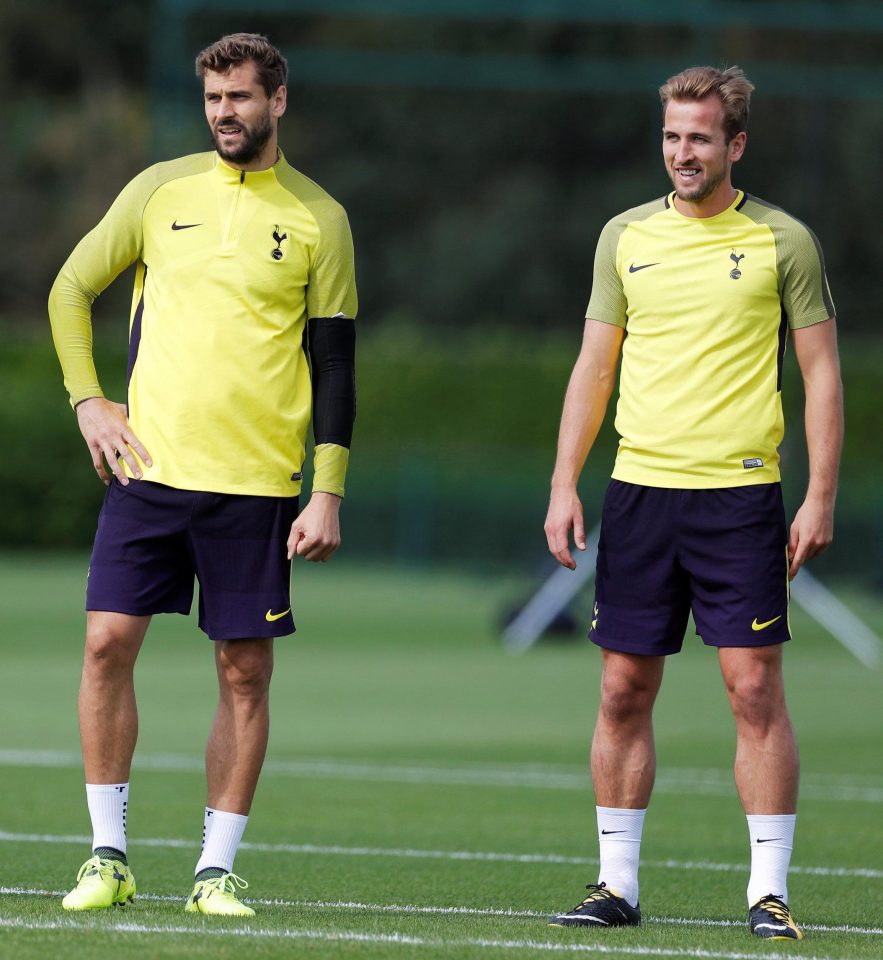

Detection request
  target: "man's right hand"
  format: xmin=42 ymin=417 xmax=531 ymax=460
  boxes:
xmin=75 ymin=397 xmax=152 ymax=486
xmin=544 ymin=484 xmax=586 ymax=570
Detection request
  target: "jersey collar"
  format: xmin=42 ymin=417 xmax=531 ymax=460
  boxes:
xmin=665 ymin=189 xmax=745 ymax=221
xmin=213 ymin=149 xmax=289 ymax=184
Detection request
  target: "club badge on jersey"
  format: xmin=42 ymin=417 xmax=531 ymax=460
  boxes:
xmin=272 ymin=225 xmax=288 ymax=261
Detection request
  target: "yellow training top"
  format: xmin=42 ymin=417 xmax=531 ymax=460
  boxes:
xmin=587 ymin=191 xmax=834 ymax=489
xmin=49 ymin=151 xmax=357 ymax=498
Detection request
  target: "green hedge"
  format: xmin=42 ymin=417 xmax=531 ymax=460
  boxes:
xmin=3 ymin=319 xmax=878 ymax=578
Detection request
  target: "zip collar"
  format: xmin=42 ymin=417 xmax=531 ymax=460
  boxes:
xmin=213 ymin=149 xmax=288 ymax=185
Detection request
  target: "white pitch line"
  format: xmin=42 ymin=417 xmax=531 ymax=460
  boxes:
xmin=1 ymin=888 xmax=881 ymax=936
xmin=2 ymin=750 xmax=881 ymax=803
xmin=0 ymin=916 xmax=859 ymax=960
xmin=1 ymin=831 xmax=881 ymax=880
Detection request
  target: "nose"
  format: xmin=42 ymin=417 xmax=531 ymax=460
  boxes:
xmin=674 ymin=142 xmax=693 ymax=165
xmin=215 ymin=94 xmax=236 ymax=118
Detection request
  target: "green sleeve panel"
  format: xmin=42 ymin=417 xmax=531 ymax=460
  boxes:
xmin=275 ymin=164 xmax=358 ymax=321
xmin=48 ymin=154 xmax=214 ymax=406
xmin=741 ymin=195 xmax=836 ymax=330
xmin=585 ymin=217 xmax=629 ymax=328
xmin=586 ymin=198 xmax=666 ymax=328
xmin=306 ymin=204 xmax=357 ymax=321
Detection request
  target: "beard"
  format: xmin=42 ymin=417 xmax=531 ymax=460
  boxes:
xmin=669 ymin=164 xmax=726 ymax=204
xmin=211 ymin=112 xmax=273 ymax=164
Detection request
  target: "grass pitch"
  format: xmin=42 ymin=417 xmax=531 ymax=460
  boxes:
xmin=1 ymin=553 xmax=881 ymax=959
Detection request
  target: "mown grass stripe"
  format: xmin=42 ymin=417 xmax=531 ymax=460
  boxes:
xmin=1 ymin=750 xmax=880 ymax=803
xmin=0 ymin=831 xmax=880 ymax=880
xmin=1 ymin=887 xmax=881 ymax=936
xmin=0 ymin=916 xmax=856 ymax=959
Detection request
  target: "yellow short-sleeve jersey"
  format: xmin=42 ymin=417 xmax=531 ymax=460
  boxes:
xmin=586 ymin=191 xmax=834 ymax=488
xmin=49 ymin=152 xmax=357 ymax=498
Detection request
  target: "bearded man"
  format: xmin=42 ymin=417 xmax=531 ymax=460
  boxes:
xmin=49 ymin=32 xmax=357 ymax=917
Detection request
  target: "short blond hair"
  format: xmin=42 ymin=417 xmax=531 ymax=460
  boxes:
xmin=659 ymin=65 xmax=754 ymax=142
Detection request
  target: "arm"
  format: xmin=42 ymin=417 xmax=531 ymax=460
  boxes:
xmin=544 ymin=319 xmax=624 ymax=569
xmin=788 ymin=317 xmax=843 ymax=579
xmin=287 ymin=203 xmax=358 ymax=563
xmin=287 ymin=317 xmax=356 ymax=562
xmin=48 ymin=173 xmax=153 ymax=484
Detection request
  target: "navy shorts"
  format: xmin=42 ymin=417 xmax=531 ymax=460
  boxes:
xmin=87 ymin=480 xmax=299 ymax=641
xmin=591 ymin=480 xmax=790 ymax=656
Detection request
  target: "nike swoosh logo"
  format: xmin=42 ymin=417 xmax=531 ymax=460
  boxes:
xmin=628 ymin=262 xmax=659 ymax=273
xmin=751 ymin=615 xmax=782 ymax=631
xmin=601 ymin=829 xmax=627 ymax=835
xmin=171 ymin=221 xmax=202 ymax=230
xmin=265 ymin=608 xmax=291 ymax=622
xmin=756 ymin=837 xmax=782 ymax=843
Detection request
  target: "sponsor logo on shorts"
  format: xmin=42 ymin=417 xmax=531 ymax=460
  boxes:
xmin=265 ymin=607 xmax=291 ymax=622
xmin=743 ymin=457 xmax=764 ymax=469
xmin=751 ymin=615 xmax=782 ymax=632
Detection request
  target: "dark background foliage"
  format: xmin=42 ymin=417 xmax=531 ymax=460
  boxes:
xmin=2 ymin=0 xmax=880 ymax=579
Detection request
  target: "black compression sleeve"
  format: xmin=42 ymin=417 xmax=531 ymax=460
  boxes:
xmin=307 ymin=316 xmax=356 ymax=448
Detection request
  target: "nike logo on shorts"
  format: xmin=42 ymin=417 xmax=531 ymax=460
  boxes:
xmin=751 ymin=615 xmax=782 ymax=631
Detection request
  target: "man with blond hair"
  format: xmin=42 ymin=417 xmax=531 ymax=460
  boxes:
xmin=50 ymin=33 xmax=357 ymax=916
xmin=545 ymin=65 xmax=841 ymax=939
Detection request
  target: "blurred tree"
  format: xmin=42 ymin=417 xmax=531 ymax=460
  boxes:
xmin=4 ymin=2 xmax=880 ymax=331
xmin=1 ymin=0 xmax=149 ymax=320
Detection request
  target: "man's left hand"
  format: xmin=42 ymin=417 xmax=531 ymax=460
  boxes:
xmin=287 ymin=492 xmax=342 ymax=562
xmin=788 ymin=497 xmax=834 ymax=579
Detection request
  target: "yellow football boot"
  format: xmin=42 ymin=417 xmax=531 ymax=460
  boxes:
xmin=62 ymin=855 xmax=136 ymax=910
xmin=185 ymin=872 xmax=255 ymax=917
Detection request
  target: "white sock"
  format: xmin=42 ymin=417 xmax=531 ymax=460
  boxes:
xmin=199 ymin=805 xmax=214 ymax=853
xmin=746 ymin=813 xmax=796 ymax=906
xmin=195 ymin=807 xmax=248 ymax=876
xmin=86 ymin=783 xmax=128 ymax=855
xmin=597 ymin=805 xmax=646 ymax=908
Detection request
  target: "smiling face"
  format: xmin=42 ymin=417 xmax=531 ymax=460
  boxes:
xmin=203 ymin=61 xmax=287 ymax=170
xmin=662 ymin=96 xmax=746 ymax=217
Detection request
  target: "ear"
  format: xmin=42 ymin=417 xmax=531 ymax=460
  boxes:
xmin=272 ymin=85 xmax=287 ymax=120
xmin=728 ymin=131 xmax=747 ymax=163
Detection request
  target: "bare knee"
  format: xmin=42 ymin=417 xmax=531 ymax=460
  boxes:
xmin=217 ymin=641 xmax=274 ymax=701
xmin=600 ymin=679 xmax=654 ymax=726
xmin=84 ymin=615 xmax=145 ymax=676
xmin=599 ymin=654 xmax=664 ymax=726
xmin=723 ymin=660 xmax=788 ymax=734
